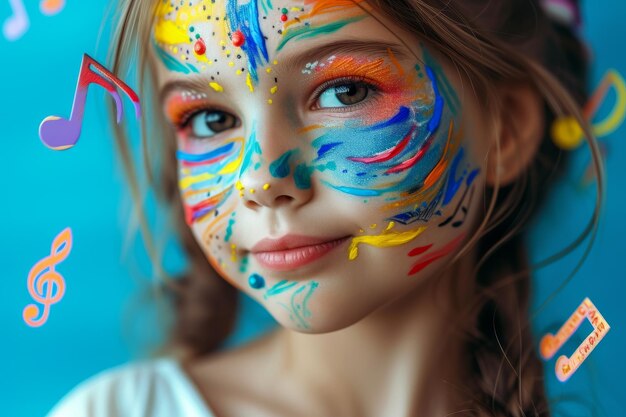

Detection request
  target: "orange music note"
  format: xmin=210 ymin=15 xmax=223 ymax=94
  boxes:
xmin=539 ymin=297 xmax=610 ymax=382
xmin=39 ymin=53 xmax=141 ymax=150
xmin=23 ymin=227 xmax=73 ymax=327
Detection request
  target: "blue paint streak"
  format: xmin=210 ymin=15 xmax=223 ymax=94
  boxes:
xmin=366 ymin=106 xmax=411 ymax=131
xmin=269 ymin=150 xmax=293 ymax=178
xmin=323 ymin=181 xmax=381 ymax=197
xmin=316 ymin=142 xmax=342 ymax=160
xmin=226 ymin=0 xmax=269 ymax=83
xmin=154 ymin=43 xmax=198 ymax=74
xmin=443 ymin=148 xmax=464 ymax=206
xmin=239 ymin=130 xmax=261 ymax=175
xmin=425 ymin=66 xmax=443 ymax=133
xmin=294 ymin=164 xmax=312 ymax=189
xmin=177 ymin=142 xmax=235 ymax=162
xmin=466 ymin=168 xmax=480 ymax=186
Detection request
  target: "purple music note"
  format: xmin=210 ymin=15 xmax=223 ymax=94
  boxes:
xmin=39 ymin=53 xmax=141 ymax=150
xmin=3 ymin=0 xmax=29 ymax=41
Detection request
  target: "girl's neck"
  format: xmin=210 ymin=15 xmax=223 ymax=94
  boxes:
xmin=277 ymin=249 xmax=478 ymax=416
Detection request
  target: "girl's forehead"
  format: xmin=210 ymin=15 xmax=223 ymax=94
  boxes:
xmin=152 ymin=0 xmax=413 ymax=83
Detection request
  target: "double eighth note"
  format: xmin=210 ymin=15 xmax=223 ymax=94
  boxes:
xmin=39 ymin=53 xmax=141 ymax=151
xmin=23 ymin=228 xmax=73 ymax=327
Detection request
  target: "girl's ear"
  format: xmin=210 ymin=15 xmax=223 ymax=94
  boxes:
xmin=486 ymin=82 xmax=545 ymax=186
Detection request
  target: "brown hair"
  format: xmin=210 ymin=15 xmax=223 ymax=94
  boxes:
xmin=107 ymin=0 xmax=604 ymax=415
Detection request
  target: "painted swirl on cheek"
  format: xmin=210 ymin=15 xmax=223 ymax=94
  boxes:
xmin=312 ymin=65 xmax=446 ymax=198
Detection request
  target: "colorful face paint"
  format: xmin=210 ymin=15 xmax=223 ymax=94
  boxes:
xmin=407 ymin=233 xmax=466 ymax=276
xmin=304 ymin=55 xmax=451 ymax=200
xmin=266 ymin=280 xmax=319 ymax=330
xmin=348 ymin=222 xmax=427 ymax=261
xmin=248 ymin=273 xmax=266 ymax=289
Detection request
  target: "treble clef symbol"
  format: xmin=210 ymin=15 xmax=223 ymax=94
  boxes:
xmin=23 ymin=227 xmax=73 ymax=327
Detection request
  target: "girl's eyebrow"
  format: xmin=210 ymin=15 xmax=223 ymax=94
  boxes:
xmin=278 ymin=39 xmax=414 ymax=74
xmin=159 ymin=39 xmax=413 ymax=100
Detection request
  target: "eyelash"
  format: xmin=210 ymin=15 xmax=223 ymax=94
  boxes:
xmin=310 ymin=75 xmax=381 ymax=111
xmin=170 ymin=76 xmax=382 ymax=132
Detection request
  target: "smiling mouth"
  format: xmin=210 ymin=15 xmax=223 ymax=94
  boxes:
xmin=250 ymin=235 xmax=351 ymax=271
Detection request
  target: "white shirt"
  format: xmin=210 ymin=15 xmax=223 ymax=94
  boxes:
xmin=46 ymin=357 xmax=216 ymax=417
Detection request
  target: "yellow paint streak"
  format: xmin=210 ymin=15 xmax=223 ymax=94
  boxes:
xmin=154 ymin=20 xmax=189 ymax=45
xmin=179 ymin=172 xmax=215 ymax=190
xmin=246 ymin=73 xmax=254 ymax=92
xmin=209 ymin=82 xmax=224 ymax=92
xmin=236 ymin=181 xmax=245 ymax=191
xmin=348 ymin=223 xmax=427 ymax=261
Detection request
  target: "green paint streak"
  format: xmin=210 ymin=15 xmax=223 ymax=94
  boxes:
xmin=224 ymin=214 xmax=236 ymax=242
xmin=154 ymin=43 xmax=198 ymax=74
xmin=421 ymin=48 xmax=460 ymax=115
xmin=239 ymin=256 xmax=249 ymax=273
xmin=315 ymin=161 xmax=336 ymax=172
xmin=265 ymin=280 xmax=298 ymax=299
xmin=290 ymin=282 xmax=319 ymax=329
xmin=277 ymin=16 xmax=365 ymax=51
xmin=269 ymin=150 xmax=294 ymax=178
xmin=294 ymin=164 xmax=313 ymax=189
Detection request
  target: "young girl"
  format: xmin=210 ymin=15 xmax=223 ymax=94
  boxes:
xmin=48 ymin=0 xmax=604 ymax=416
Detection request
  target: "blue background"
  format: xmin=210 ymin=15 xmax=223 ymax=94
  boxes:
xmin=0 ymin=1 xmax=624 ymax=416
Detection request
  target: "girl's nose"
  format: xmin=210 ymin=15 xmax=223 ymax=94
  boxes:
xmin=237 ymin=146 xmax=314 ymax=211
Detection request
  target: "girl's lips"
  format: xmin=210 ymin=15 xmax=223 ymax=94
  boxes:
xmin=251 ymin=235 xmax=351 ymax=271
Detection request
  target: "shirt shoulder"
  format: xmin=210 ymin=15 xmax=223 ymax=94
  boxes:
xmin=46 ymin=357 xmax=215 ymax=417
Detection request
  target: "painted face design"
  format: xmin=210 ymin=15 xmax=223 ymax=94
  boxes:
xmin=157 ymin=1 xmax=483 ymax=332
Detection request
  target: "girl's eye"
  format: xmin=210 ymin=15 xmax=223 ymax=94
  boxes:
xmin=317 ymin=81 xmax=373 ymax=108
xmin=188 ymin=110 xmax=238 ymax=138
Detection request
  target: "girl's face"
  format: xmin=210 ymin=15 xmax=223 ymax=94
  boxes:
xmin=155 ymin=0 xmax=489 ymax=332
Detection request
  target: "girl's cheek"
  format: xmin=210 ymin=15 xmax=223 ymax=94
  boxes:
xmin=176 ymin=136 xmax=245 ymax=225
xmin=308 ymin=66 xmax=444 ymax=200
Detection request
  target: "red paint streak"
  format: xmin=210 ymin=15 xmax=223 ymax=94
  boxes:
xmin=184 ymin=194 xmax=223 ymax=224
xmin=180 ymin=153 xmax=229 ymax=167
xmin=408 ymin=233 xmax=466 ymax=276
xmin=348 ymin=125 xmax=416 ymax=163
xmin=385 ymin=132 xmax=436 ymax=175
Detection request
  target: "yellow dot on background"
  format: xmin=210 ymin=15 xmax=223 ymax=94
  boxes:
xmin=266 ymin=68 xmax=272 ymax=73
xmin=263 ymin=183 xmax=271 ymax=190
xmin=273 ymin=60 xmax=278 ymax=65
xmin=236 ymin=69 xmax=242 ymax=75
xmin=236 ymin=181 xmax=244 ymax=190
xmin=551 ymin=116 xmax=584 ymax=150
xmin=228 ymin=62 xmax=235 ymax=67
xmin=270 ymin=86 xmax=278 ymax=94
xmin=250 ymin=189 xmax=256 ymax=194
xmin=268 ymin=99 xmax=273 ymax=104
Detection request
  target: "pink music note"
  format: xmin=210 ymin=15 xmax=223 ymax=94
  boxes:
xmin=39 ymin=0 xmax=65 ymax=16
xmin=540 ymin=297 xmax=610 ymax=382
xmin=39 ymin=53 xmax=141 ymax=150
xmin=3 ymin=0 xmax=29 ymax=41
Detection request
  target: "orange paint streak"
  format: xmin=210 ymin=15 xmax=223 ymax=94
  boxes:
xmin=312 ymin=56 xmax=397 ymax=86
xmin=283 ymin=0 xmax=366 ymax=29
xmin=298 ymin=124 xmax=324 ymax=134
xmin=387 ymin=47 xmax=405 ymax=76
